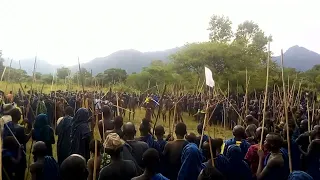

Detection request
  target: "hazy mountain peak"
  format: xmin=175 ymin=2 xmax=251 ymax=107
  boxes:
xmin=274 ymin=45 xmax=320 ymax=71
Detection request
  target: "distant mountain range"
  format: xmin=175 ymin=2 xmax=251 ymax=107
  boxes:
xmin=3 ymin=45 xmax=319 ymax=75
xmin=273 ymin=45 xmax=320 ymax=71
xmin=69 ymin=47 xmax=180 ymax=74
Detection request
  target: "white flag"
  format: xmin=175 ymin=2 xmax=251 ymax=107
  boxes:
xmin=204 ymin=67 xmax=215 ymax=87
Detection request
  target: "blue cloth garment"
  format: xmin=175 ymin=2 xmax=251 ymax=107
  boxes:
xmin=152 ymin=173 xmax=169 ymax=180
xmin=69 ymin=108 xmax=91 ymax=160
xmin=288 ymin=171 xmax=313 ymax=180
xmin=202 ymin=154 xmax=229 ymax=178
xmin=226 ymin=144 xmax=252 ymax=180
xmin=42 ymin=156 xmax=60 ymax=180
xmin=139 ymin=134 xmax=161 ymax=152
xmin=178 ymin=143 xmax=205 ymax=180
xmin=223 ymin=138 xmax=250 ymax=159
xmin=56 ymin=115 xmax=73 ymax=165
xmin=33 ymin=114 xmax=54 ymax=156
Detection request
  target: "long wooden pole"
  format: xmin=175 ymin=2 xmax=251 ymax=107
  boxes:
xmin=260 ymin=41 xmax=270 ymax=149
xmin=280 ymin=49 xmax=293 ymax=173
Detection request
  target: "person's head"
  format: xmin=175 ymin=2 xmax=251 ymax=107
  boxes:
xmin=89 ymin=140 xmax=102 ymax=154
xmin=142 ymin=148 xmax=160 ymax=173
xmin=256 ymin=127 xmax=268 ymax=143
xmin=226 ymin=144 xmax=242 ymax=162
xmin=312 ymin=125 xmax=320 ymax=139
xmin=264 ymin=133 xmax=283 ymax=152
xmin=185 ymin=133 xmax=197 ymax=144
xmin=232 ymin=125 xmax=245 ymax=140
xmin=104 ymin=133 xmax=125 ymax=158
xmin=203 ymin=138 xmax=223 ymax=158
xmin=123 ymin=122 xmax=136 ymax=140
xmin=32 ymin=141 xmax=47 ymax=160
xmin=9 ymin=108 xmax=21 ymax=123
xmin=198 ymin=166 xmax=225 ymax=180
xmin=175 ymin=122 xmax=187 ymax=138
xmin=101 ymin=105 xmax=111 ymax=119
xmin=60 ymin=154 xmax=88 ymax=180
xmin=65 ymin=106 xmax=74 ymax=117
xmin=155 ymin=125 xmax=165 ymax=139
xmin=300 ymin=119 xmax=308 ymax=132
xmin=74 ymin=108 xmax=89 ymax=124
xmin=114 ymin=116 xmax=123 ymax=129
xmin=245 ymin=115 xmax=254 ymax=123
xmin=139 ymin=118 xmax=151 ymax=136
xmin=3 ymin=136 xmax=19 ymax=151
xmin=245 ymin=124 xmax=257 ymax=138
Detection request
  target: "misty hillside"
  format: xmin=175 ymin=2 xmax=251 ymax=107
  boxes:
xmin=4 ymin=58 xmax=61 ymax=74
xmin=70 ymin=47 xmax=180 ymax=74
xmin=273 ymin=45 xmax=320 ymax=71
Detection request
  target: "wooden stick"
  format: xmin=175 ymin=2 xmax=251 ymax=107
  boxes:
xmin=280 ymin=49 xmax=293 ymax=173
xmin=307 ymin=99 xmax=311 ymax=143
xmin=245 ymin=68 xmax=248 ymax=115
xmin=153 ymin=84 xmax=167 ymax=135
xmin=0 ymin=66 xmax=7 ymax=81
xmin=199 ymin=101 xmax=209 ymax=149
xmin=260 ymin=41 xmax=270 ymax=150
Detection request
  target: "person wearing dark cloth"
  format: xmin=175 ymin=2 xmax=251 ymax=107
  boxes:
xmin=245 ymin=127 xmax=269 ymax=177
xmin=256 ymin=133 xmax=289 ymax=180
xmin=202 ymin=138 xmax=229 ymax=178
xmin=245 ymin=124 xmax=258 ymax=145
xmin=132 ymin=148 xmax=169 ymax=180
xmin=163 ymin=122 xmax=189 ymax=180
xmin=295 ymin=123 xmax=316 ymax=170
xmin=197 ymin=166 xmax=225 ymax=180
xmin=226 ymin=144 xmax=252 ymax=180
xmin=178 ymin=135 xmax=204 ymax=180
xmin=222 ymin=125 xmax=250 ymax=159
xmin=56 ymin=106 xmax=74 ymax=165
xmin=87 ymin=140 xmax=102 ymax=180
xmin=245 ymin=115 xmax=259 ymax=127
xmin=288 ymin=171 xmax=314 ymax=180
xmin=99 ymin=133 xmax=137 ymax=180
xmin=98 ymin=105 xmax=114 ymax=139
xmin=113 ymin=116 xmax=124 ymax=138
xmin=138 ymin=118 xmax=160 ymax=152
xmin=70 ymin=108 xmax=91 ymax=161
xmin=30 ymin=141 xmax=60 ymax=180
xmin=2 ymin=136 xmax=23 ymax=180
xmin=32 ymin=114 xmax=55 ymax=157
xmin=123 ymin=122 xmax=149 ymax=167
xmin=155 ymin=125 xmax=167 ymax=152
xmin=283 ymin=126 xmax=301 ymax=171
xmin=196 ymin=123 xmax=209 ymax=147
xmin=60 ymin=154 xmax=88 ymax=180
xmin=305 ymin=125 xmax=320 ymax=180
xmin=3 ymin=108 xmax=32 ymax=180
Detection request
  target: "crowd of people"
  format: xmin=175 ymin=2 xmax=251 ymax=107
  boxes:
xmin=0 ymin=89 xmax=319 ymax=180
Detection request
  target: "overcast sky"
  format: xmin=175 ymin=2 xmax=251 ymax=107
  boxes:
xmin=0 ymin=0 xmax=319 ymax=66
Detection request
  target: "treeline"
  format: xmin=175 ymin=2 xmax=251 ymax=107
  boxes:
xmin=0 ymin=14 xmax=319 ymax=93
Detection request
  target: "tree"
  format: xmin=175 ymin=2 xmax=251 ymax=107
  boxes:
xmin=103 ymin=68 xmax=127 ymax=84
xmin=57 ymin=67 xmax=71 ymax=79
xmin=208 ymin=15 xmax=233 ymax=43
xmin=41 ymin=74 xmax=54 ymax=84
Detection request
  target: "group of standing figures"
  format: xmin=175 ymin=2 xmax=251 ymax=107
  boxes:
xmin=0 ymin=88 xmax=319 ymax=180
